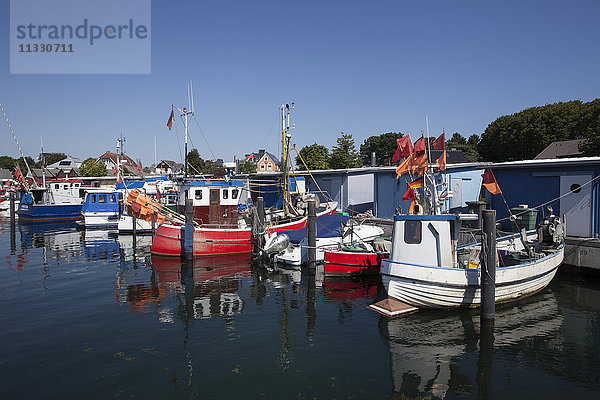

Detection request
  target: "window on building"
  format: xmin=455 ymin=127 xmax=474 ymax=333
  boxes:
xmin=260 ymin=164 xmax=265 ymax=171
xmin=59 ymin=161 xmax=70 ymax=166
xmin=222 ymin=189 xmax=228 ymax=199
xmin=404 ymin=221 xmax=422 ymax=244
xmin=267 ymin=163 xmax=273 ymax=171
xmin=195 ymin=190 xmax=203 ymax=200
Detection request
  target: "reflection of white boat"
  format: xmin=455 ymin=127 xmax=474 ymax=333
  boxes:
xmin=117 ymin=212 xmax=154 ymax=233
xmin=380 ymin=212 xmax=565 ymax=308
xmin=381 ymin=290 xmax=563 ymax=399
xmin=271 ymin=215 xmax=384 ymax=267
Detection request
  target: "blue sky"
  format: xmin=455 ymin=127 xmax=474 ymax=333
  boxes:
xmin=2 ymin=0 xmax=599 ymax=166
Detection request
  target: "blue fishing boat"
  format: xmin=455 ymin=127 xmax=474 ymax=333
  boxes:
xmin=81 ymin=188 xmax=123 ymax=227
xmin=18 ymin=180 xmax=84 ymax=222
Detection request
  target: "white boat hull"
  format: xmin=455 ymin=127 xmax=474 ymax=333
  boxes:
xmin=381 ymin=245 xmax=564 ymax=308
xmin=118 ymin=213 xmax=153 ymax=233
xmin=83 ymin=212 xmax=119 ymax=227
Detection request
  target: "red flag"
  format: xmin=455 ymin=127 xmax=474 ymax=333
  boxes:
xmin=413 ymin=135 xmax=426 ymax=156
xmin=167 ymin=110 xmax=175 ymax=130
xmin=402 ymin=186 xmax=416 ymax=201
xmin=14 ymin=166 xmax=23 ymax=183
xmin=432 ymin=132 xmax=445 ymax=150
xmin=137 ymin=163 xmax=143 ymax=173
xmin=482 ymin=168 xmax=502 ymax=195
xmin=392 ymin=135 xmax=413 ymax=162
xmin=112 ymin=164 xmax=118 ymax=175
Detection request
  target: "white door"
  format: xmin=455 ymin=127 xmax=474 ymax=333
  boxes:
xmin=559 ymin=175 xmax=592 ymax=237
xmin=450 ymin=178 xmax=462 ymax=210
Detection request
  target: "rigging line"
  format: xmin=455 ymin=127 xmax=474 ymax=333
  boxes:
xmin=495 ymin=173 xmax=600 ymax=223
xmin=259 ymin=110 xmax=280 ymax=149
xmin=174 ymin=115 xmax=183 ymax=168
xmin=291 ymin=142 xmax=333 ymax=203
xmin=191 ymin=114 xmax=216 ymax=160
xmin=1 ymin=103 xmax=35 ymax=189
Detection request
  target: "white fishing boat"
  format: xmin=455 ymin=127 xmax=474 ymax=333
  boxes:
xmin=380 ymin=212 xmax=564 ymax=308
xmin=81 ymin=188 xmax=122 ymax=227
xmin=377 ymin=131 xmax=565 ymax=310
xmin=269 ymin=215 xmax=385 ymax=267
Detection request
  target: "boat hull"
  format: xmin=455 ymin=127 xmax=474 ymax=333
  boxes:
xmin=118 ymin=213 xmax=153 ymax=233
xmin=151 ymin=206 xmax=337 ymax=257
xmin=324 ymin=250 xmax=389 ymax=277
xmin=82 ymin=212 xmax=120 ymax=227
xmin=17 ymin=203 xmax=82 ymax=222
xmin=381 ymin=245 xmax=564 ymax=308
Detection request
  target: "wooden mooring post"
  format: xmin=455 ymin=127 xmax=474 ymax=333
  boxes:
xmin=481 ymin=209 xmax=496 ymax=321
xmin=184 ymin=198 xmax=194 ymax=261
xmin=10 ymin=189 xmax=16 ymax=252
xmin=307 ymin=199 xmax=317 ymax=275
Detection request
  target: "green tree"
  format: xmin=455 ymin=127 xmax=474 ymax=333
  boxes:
xmin=79 ymin=158 xmax=107 ymax=177
xmin=296 ymin=143 xmax=330 ymax=170
xmin=187 ymin=149 xmax=205 ymax=175
xmin=479 ymin=99 xmax=600 ymax=162
xmin=41 ymin=152 xmax=67 ymax=166
xmin=446 ymin=133 xmax=480 ymax=162
xmin=359 ymin=132 xmax=404 ymax=166
xmin=238 ymin=159 xmax=256 ymax=174
xmin=329 ymin=132 xmax=361 ymax=169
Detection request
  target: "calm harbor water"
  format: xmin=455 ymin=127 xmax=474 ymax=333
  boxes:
xmin=1 ymin=214 xmax=600 ymax=399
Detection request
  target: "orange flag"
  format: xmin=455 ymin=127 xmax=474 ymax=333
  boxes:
xmin=482 ymin=168 xmax=502 ymax=195
xmin=411 ymin=152 xmax=428 ymax=176
xmin=396 ymin=155 xmax=411 ymax=178
xmin=436 ymin=150 xmax=446 ymax=171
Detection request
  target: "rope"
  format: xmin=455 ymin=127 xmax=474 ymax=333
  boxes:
xmin=291 ymin=143 xmax=333 ymax=203
xmin=1 ymin=103 xmax=36 ymax=189
xmin=191 ymin=114 xmax=217 ymax=160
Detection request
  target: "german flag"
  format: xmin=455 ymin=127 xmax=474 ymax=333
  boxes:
xmin=167 ymin=110 xmax=175 ymax=130
xmin=409 ymin=177 xmax=424 ymax=189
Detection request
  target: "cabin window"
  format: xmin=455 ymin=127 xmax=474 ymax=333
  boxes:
xmin=90 ymin=195 xmax=96 ymax=203
xmin=222 ymin=189 xmax=228 ymax=199
xmin=55 ymin=184 xmax=59 ymax=190
xmin=110 ymin=194 xmax=116 ymax=203
xmin=232 ymin=189 xmax=239 ymax=199
xmin=404 ymin=221 xmax=422 ymax=244
xmin=98 ymin=194 xmax=107 ymax=204
xmin=64 ymin=185 xmax=69 ymax=190
xmin=195 ymin=190 xmax=203 ymax=200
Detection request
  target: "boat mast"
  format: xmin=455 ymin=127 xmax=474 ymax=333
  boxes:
xmin=425 ymin=115 xmax=439 ymax=215
xmin=180 ymin=82 xmax=194 ymax=181
xmin=281 ymin=102 xmax=294 ymax=213
xmin=40 ymin=137 xmax=46 ymax=188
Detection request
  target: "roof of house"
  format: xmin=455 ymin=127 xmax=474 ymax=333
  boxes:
xmin=246 ymin=150 xmax=280 ymax=165
xmin=0 ymin=168 xmax=13 ymax=180
xmin=47 ymin=156 xmax=82 ymax=169
xmin=156 ymin=160 xmax=184 ymax=170
xmin=99 ymin=152 xmax=138 ymax=166
xmin=534 ymin=139 xmax=585 ymax=160
xmin=430 ymin=149 xmax=469 ymax=164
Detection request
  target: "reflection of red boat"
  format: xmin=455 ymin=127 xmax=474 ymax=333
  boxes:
xmin=324 ymin=248 xmax=389 ymax=277
xmin=323 ymin=276 xmax=382 ymax=303
xmin=151 ymin=253 xmax=252 ymax=283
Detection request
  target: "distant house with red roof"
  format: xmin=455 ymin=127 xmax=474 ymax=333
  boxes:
xmin=245 ymin=149 xmax=280 ymax=173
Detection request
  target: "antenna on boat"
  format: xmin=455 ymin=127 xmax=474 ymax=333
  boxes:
xmin=173 ymin=82 xmax=195 ymax=180
xmin=40 ymin=136 xmax=46 ymax=188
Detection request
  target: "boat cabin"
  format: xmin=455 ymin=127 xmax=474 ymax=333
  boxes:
xmin=82 ymin=189 xmax=123 ymax=215
xmin=177 ymin=180 xmax=247 ymax=227
xmin=390 ymin=214 xmax=477 ymax=269
xmin=47 ymin=180 xmax=84 ymax=205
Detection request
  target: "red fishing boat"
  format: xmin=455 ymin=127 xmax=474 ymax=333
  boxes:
xmin=324 ymin=246 xmax=389 ymax=277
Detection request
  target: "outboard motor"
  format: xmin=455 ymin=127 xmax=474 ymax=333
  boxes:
xmin=538 ymin=206 xmax=564 ymax=245
xmin=263 ymin=233 xmax=290 ymax=255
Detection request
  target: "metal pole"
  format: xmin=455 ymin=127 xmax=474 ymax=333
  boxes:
xmin=481 ymin=209 xmax=496 ymax=321
xmin=184 ymin=198 xmax=194 ymax=260
xmin=151 ymin=215 xmax=156 ymax=239
xmin=307 ymin=199 xmax=317 ymax=275
xmin=132 ymin=215 xmax=137 ymax=237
